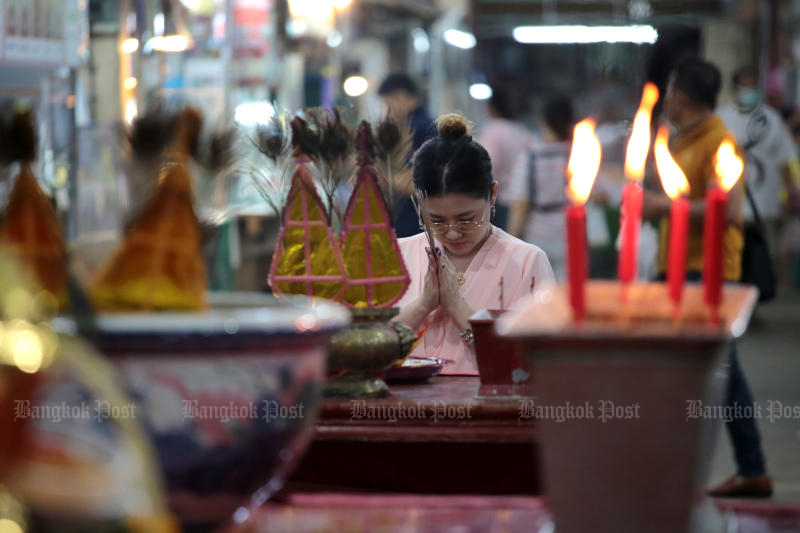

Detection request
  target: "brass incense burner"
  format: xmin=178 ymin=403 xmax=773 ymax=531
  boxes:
xmin=325 ymin=307 xmax=417 ymax=398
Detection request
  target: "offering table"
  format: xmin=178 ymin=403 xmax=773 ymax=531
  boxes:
xmin=286 ymin=375 xmax=540 ymax=494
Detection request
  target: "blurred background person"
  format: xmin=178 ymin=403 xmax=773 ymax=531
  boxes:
xmin=378 ymin=72 xmax=437 ymax=238
xmin=719 ymin=66 xmax=800 ymax=266
xmin=644 ymin=57 xmax=772 ymax=498
xmin=378 ymin=72 xmax=437 ymax=152
xmin=507 ymin=97 xmax=574 ymax=280
xmin=477 ymin=88 xmax=534 ymax=230
xmin=779 ymin=109 xmax=800 ymax=288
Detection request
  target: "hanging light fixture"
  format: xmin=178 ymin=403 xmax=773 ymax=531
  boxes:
xmin=143 ymin=0 xmax=194 ymax=53
xmin=469 ymin=83 xmax=492 ymax=100
xmin=512 ymin=25 xmax=658 ymax=45
xmin=287 ymin=0 xmax=352 ymax=37
xmin=343 ymin=76 xmax=369 ymax=97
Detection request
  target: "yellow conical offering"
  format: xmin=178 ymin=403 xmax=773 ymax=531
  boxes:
xmin=90 ymin=109 xmax=207 ymax=311
xmin=340 ymin=168 xmax=409 ymax=307
xmin=268 ymin=166 xmax=347 ymax=300
xmin=0 ymin=165 xmax=68 ymax=308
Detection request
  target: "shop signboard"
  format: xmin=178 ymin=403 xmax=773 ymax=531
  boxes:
xmin=0 ymin=0 xmax=87 ymax=66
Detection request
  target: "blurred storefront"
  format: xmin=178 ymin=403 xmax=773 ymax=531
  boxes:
xmin=0 ymin=0 xmax=89 ymax=236
xmin=2 ymin=0 xmax=800 ymax=288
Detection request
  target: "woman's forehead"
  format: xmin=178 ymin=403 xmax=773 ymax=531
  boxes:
xmin=426 ymin=193 xmax=485 ymax=216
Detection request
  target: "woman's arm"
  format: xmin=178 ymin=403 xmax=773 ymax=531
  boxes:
xmin=395 ymin=247 xmax=440 ymax=331
xmin=395 ymin=297 xmax=436 ymax=332
xmin=442 ymin=297 xmax=475 ymax=332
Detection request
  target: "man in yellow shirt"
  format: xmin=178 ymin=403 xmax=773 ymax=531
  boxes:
xmin=645 ymin=62 xmax=745 ymax=280
xmin=644 ymin=57 xmax=771 ymax=498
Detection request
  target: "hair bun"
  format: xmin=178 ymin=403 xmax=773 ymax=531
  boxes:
xmin=436 ymin=113 xmax=470 ymax=140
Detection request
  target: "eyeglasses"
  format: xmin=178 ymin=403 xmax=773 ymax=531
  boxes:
xmin=418 ymin=203 xmax=490 ymax=235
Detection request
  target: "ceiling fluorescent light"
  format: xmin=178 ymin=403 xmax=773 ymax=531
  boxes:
xmin=444 ymin=29 xmax=476 ymax=49
xmin=144 ymin=35 xmax=191 ymax=53
xmin=469 ymin=83 xmax=492 ymax=100
xmin=513 ymin=25 xmax=658 ymax=45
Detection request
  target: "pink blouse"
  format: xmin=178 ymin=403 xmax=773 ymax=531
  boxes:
xmin=397 ymin=226 xmax=555 ymax=374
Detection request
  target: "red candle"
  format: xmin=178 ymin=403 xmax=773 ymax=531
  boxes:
xmin=667 ymin=197 xmax=690 ymax=307
xmin=565 ymin=119 xmax=602 ymax=322
xmin=654 ymin=126 xmax=691 ymax=313
xmin=702 ymin=187 xmax=726 ymax=322
xmin=567 ymin=204 xmax=588 ymax=321
xmin=619 ymin=83 xmax=659 ymax=285
xmin=704 ymin=140 xmax=743 ymax=324
xmin=618 ymin=182 xmax=643 ymax=283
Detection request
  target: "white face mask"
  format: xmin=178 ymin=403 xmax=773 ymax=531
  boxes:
xmin=737 ymin=87 xmax=761 ymax=112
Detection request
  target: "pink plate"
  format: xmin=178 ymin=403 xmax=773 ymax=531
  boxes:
xmin=384 ymin=356 xmax=453 ymax=384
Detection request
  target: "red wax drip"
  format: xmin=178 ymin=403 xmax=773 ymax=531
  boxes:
xmin=618 ymin=182 xmax=643 ymax=283
xmin=667 ymin=197 xmax=690 ymax=312
xmin=566 ymin=204 xmax=588 ymax=321
xmin=702 ymin=188 xmax=727 ymax=324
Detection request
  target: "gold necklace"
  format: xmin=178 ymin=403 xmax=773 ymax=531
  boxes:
xmin=455 ymin=227 xmax=492 ymax=288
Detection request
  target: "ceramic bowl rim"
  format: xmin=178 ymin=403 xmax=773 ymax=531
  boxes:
xmin=53 ymin=291 xmax=350 ymax=337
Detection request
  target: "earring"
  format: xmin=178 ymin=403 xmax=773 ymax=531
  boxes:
xmin=491 ymin=204 xmax=496 ymax=219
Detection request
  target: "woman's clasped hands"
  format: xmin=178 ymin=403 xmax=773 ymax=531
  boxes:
xmin=420 ymin=247 xmax=465 ymax=317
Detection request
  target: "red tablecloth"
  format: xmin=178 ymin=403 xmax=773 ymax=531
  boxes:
xmin=227 ymin=493 xmax=800 ymax=533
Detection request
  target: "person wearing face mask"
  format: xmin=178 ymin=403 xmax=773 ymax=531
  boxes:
xmin=395 ymin=113 xmax=555 ymax=374
xmin=643 ymin=57 xmax=772 ymax=499
xmin=719 ymin=66 xmax=800 ymax=259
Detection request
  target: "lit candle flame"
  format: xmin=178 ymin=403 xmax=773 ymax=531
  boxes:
xmin=566 ymin=118 xmax=602 ymax=205
xmin=654 ymin=126 xmax=690 ymax=200
xmin=714 ymin=140 xmax=743 ymax=192
xmin=624 ymin=82 xmax=660 ymax=183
